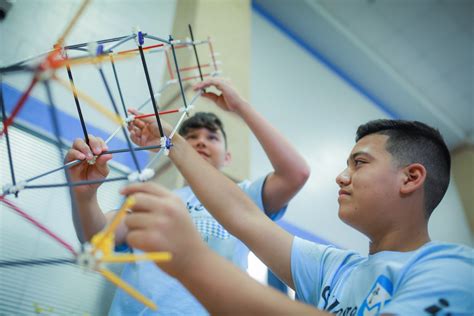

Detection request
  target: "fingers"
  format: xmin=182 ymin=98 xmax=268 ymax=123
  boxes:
xmin=127 ymin=110 xmax=156 ymax=145
xmin=129 ymin=124 xmax=148 ymax=147
xmin=128 ymin=122 xmax=144 ymax=146
xmin=128 ymin=108 xmax=140 ymax=116
xmin=67 ymin=136 xmax=111 ymax=167
xmin=193 ymin=78 xmax=227 ymax=91
xmin=126 ymin=230 xmax=160 ymax=252
xmin=120 ymin=182 xmax=170 ymax=198
xmin=133 ymin=119 xmax=147 ymax=129
xmin=124 ymin=212 xmax=156 ymax=230
xmin=129 ymin=192 xmax=164 ymax=214
xmin=201 ymin=92 xmax=219 ymax=103
xmin=129 ymin=123 xmax=144 ymax=138
xmin=88 ymin=135 xmax=108 ymax=156
xmin=124 ymin=194 xmax=187 ymax=253
xmin=72 ymin=138 xmax=93 ymax=159
xmin=65 ymin=148 xmax=86 ymax=163
xmin=126 ymin=230 xmax=146 ymax=250
xmin=71 ymin=136 xmax=109 ymax=158
xmin=128 ymin=108 xmax=156 ymax=125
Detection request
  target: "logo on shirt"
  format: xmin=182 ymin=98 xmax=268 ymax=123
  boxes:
xmin=186 ymin=201 xmax=205 ymax=213
xmin=185 ymin=201 xmax=231 ymax=240
xmin=424 ymin=298 xmax=451 ymax=315
xmin=359 ymin=275 xmax=393 ymax=315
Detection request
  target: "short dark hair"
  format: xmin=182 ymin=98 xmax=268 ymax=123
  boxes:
xmin=356 ymin=119 xmax=451 ymax=218
xmin=179 ymin=112 xmax=228 ymax=148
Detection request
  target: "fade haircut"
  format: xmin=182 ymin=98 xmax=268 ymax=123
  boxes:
xmin=356 ymin=119 xmax=451 ymax=218
xmin=179 ymin=112 xmax=228 ymax=149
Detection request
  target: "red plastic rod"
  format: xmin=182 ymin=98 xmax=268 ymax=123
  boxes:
xmin=134 ymin=108 xmax=180 ymax=120
xmin=0 ymin=196 xmax=77 ymax=256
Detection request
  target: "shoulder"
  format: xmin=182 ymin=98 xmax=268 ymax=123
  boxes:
xmin=292 ymin=237 xmax=362 ymax=269
xmin=397 ymin=241 xmax=473 ymax=285
xmin=410 ymin=241 xmax=473 ymax=266
xmin=291 ymin=237 xmax=364 ymax=305
xmin=381 ymin=243 xmax=473 ymax=314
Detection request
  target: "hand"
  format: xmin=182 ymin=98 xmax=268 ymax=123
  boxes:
xmin=127 ymin=108 xmax=173 ymax=152
xmin=65 ymin=135 xmax=112 ymax=197
xmin=193 ymin=78 xmax=248 ymax=114
xmin=121 ymin=182 xmax=205 ymax=277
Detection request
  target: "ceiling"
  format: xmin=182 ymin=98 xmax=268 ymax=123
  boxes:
xmin=253 ymin=0 xmax=473 ymax=150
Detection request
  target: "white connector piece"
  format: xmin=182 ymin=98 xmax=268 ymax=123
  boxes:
xmin=76 ymin=243 xmax=101 ymax=271
xmin=2 ymin=181 xmax=28 ymax=195
xmin=87 ymin=156 xmax=97 ymax=165
xmin=125 ymin=115 xmax=136 ymax=124
xmin=127 ymin=168 xmax=155 ymax=182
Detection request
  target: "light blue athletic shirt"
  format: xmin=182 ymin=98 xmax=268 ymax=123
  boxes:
xmin=291 ymin=237 xmax=474 ymax=315
xmin=109 ymin=176 xmax=287 ymax=315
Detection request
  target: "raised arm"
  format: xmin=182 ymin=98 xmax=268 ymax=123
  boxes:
xmin=126 ymin=104 xmax=298 ymax=287
xmin=66 ymin=136 xmax=127 ymax=244
xmin=194 ymin=79 xmax=310 ymax=213
xmin=168 ymin=133 xmax=296 ymax=289
xmin=122 ymin=182 xmax=328 ymax=315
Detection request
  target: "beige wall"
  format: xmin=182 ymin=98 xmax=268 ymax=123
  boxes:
xmin=452 ymin=145 xmax=474 ymax=234
xmin=153 ymin=0 xmax=251 ymax=188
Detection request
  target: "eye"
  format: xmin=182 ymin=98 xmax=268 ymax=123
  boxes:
xmin=208 ymin=134 xmax=219 ymax=141
xmin=185 ymin=134 xmax=198 ymax=140
xmin=354 ymin=159 xmax=366 ymax=167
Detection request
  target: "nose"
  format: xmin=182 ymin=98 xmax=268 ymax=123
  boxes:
xmin=336 ymin=168 xmax=350 ymax=187
xmin=194 ymin=136 xmax=207 ymax=148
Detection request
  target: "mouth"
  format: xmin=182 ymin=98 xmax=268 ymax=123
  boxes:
xmin=338 ymin=189 xmax=351 ymax=200
xmin=197 ymin=150 xmax=210 ymax=158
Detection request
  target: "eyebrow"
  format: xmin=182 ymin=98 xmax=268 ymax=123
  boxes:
xmin=185 ymin=129 xmax=221 ymax=137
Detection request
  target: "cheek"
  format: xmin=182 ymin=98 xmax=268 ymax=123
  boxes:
xmin=210 ymin=143 xmax=225 ymax=155
xmin=186 ymin=139 xmax=198 ymax=147
xmin=355 ymin=174 xmax=398 ymax=209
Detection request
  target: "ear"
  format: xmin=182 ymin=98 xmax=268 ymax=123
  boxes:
xmin=223 ymin=151 xmax=232 ymax=166
xmin=400 ymin=163 xmax=426 ymax=195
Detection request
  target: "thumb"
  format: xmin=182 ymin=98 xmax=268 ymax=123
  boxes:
xmin=94 ymin=154 xmax=111 ymax=174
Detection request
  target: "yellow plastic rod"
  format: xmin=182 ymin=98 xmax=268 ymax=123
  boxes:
xmin=101 ymin=252 xmax=172 ymax=263
xmin=100 ymin=268 xmax=157 ymax=310
xmin=52 ymin=53 xmax=133 ymax=69
xmin=93 ymin=197 xmax=135 ymax=253
xmin=54 ymin=75 xmax=123 ymax=125
xmin=55 ymin=0 xmax=92 ymax=48
xmin=108 ymin=197 xmax=135 ymax=235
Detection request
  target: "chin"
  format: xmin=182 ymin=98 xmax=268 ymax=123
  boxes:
xmin=338 ymin=209 xmax=348 ymax=223
xmin=339 ymin=209 xmax=368 ymax=235
xmin=338 ymin=207 xmax=356 ymax=226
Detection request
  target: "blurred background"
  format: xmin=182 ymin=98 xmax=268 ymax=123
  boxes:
xmin=1 ymin=0 xmax=472 ymax=313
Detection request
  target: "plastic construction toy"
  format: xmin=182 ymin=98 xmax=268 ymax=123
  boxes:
xmin=0 ymin=0 xmax=221 ymax=311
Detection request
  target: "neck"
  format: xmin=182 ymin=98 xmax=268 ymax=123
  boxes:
xmin=368 ymin=223 xmax=430 ymax=254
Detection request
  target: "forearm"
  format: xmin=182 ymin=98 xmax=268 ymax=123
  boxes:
xmin=170 ymin=134 xmax=260 ymax=230
xmin=177 ymin=245 xmax=326 ymax=316
xmin=73 ymin=192 xmax=107 ymax=242
xmin=169 ymin=134 xmax=294 ymax=287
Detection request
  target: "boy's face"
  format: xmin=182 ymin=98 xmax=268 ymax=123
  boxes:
xmin=335 ymin=134 xmax=403 ymax=236
xmin=183 ymin=127 xmax=231 ymax=170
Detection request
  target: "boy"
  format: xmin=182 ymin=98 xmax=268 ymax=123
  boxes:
xmin=123 ymin=119 xmax=473 ymax=314
xmin=66 ymin=78 xmax=310 ymax=315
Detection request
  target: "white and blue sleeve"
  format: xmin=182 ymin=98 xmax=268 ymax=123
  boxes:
xmin=239 ymin=175 xmax=287 ymax=220
xmin=381 ymin=245 xmax=474 ymax=315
